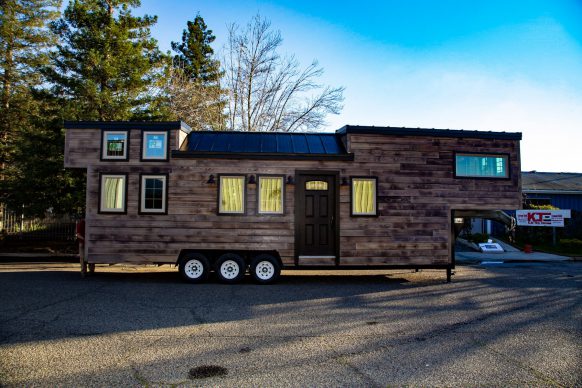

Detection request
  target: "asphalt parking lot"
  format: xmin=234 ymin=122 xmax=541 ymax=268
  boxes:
xmin=0 ymin=260 xmax=581 ymax=387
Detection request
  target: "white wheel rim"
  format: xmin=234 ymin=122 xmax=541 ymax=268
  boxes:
xmin=255 ymin=261 xmax=275 ymax=280
xmin=220 ymin=260 xmax=240 ymax=280
xmin=184 ymin=259 xmax=204 ymax=279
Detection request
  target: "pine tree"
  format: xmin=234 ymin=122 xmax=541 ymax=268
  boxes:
xmin=171 ymin=13 xmax=221 ymax=84
xmin=0 ymin=0 xmax=66 ymax=216
xmin=47 ymin=0 xmax=167 ymax=120
xmin=5 ymin=89 xmax=86 ymax=216
xmin=167 ymin=13 xmax=225 ymax=130
xmin=0 ymin=0 xmax=60 ymax=179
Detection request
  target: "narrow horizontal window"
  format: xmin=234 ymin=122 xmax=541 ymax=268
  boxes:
xmin=352 ymin=177 xmax=377 ymax=216
xmin=140 ymin=175 xmax=167 ymax=214
xmin=102 ymin=131 xmax=128 ymax=160
xmin=258 ymin=176 xmax=284 ymax=214
xmin=455 ymin=153 xmax=509 ymax=178
xmin=219 ymin=175 xmax=245 ymax=214
xmin=142 ymin=131 xmax=168 ymax=160
xmin=100 ymin=174 xmax=126 ymax=213
xmin=306 ymin=180 xmax=328 ymax=190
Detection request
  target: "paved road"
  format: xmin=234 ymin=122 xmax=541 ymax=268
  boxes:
xmin=0 ymin=261 xmax=581 ymax=387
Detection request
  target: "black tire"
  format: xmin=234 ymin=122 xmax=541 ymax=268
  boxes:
xmin=215 ymin=253 xmax=246 ymax=284
xmin=250 ymin=254 xmax=281 ymax=284
xmin=179 ymin=253 xmax=210 ymax=283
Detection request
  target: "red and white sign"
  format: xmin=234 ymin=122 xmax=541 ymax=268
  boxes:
xmin=516 ymin=210 xmax=571 ymax=227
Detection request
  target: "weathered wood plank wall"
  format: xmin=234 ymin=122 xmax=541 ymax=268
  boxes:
xmin=66 ymin=128 xmax=521 ymax=267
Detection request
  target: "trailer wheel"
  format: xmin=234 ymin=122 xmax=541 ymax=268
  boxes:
xmin=179 ymin=253 xmax=210 ymax=283
xmin=250 ymin=254 xmax=281 ymax=284
xmin=215 ymin=253 xmax=246 ymax=284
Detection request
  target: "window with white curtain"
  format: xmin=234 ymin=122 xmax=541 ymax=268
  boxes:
xmin=219 ymin=175 xmax=245 ymax=214
xmin=258 ymin=176 xmax=284 ymax=214
xmin=351 ymin=177 xmax=377 ymax=216
xmin=100 ymin=174 xmax=127 ymax=213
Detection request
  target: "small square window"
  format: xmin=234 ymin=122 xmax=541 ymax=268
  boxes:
xmin=219 ymin=175 xmax=245 ymax=214
xmin=140 ymin=175 xmax=168 ymax=214
xmin=102 ymin=131 xmax=128 ymax=160
xmin=99 ymin=174 xmax=127 ymax=213
xmin=258 ymin=176 xmax=284 ymax=215
xmin=351 ymin=177 xmax=377 ymax=216
xmin=142 ymin=131 xmax=168 ymax=160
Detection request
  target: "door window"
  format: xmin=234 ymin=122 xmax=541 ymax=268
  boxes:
xmin=305 ymin=180 xmax=328 ymax=190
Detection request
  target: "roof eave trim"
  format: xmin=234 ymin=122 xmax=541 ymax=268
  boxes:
xmin=171 ymin=150 xmax=354 ymax=161
xmin=337 ymin=125 xmax=522 ymax=140
xmin=63 ymin=120 xmax=187 ymax=131
xmin=523 ymin=189 xmax=582 ymax=195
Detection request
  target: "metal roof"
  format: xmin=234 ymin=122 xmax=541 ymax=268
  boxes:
xmin=337 ymin=125 xmax=522 ymax=140
xmin=522 ymin=172 xmax=582 ymax=194
xmin=174 ymin=131 xmax=352 ymax=160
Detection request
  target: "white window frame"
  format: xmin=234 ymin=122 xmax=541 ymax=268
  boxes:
xmin=218 ymin=175 xmax=246 ymax=215
xmin=257 ymin=176 xmax=285 ymax=215
xmin=99 ymin=174 xmax=127 ymax=213
xmin=102 ymin=130 xmax=128 ymax=160
xmin=142 ymin=131 xmax=168 ymax=160
xmin=140 ymin=174 xmax=168 ymax=214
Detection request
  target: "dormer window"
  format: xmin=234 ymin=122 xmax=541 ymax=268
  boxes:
xmin=101 ymin=131 xmax=129 ymax=160
xmin=142 ymin=131 xmax=168 ymax=161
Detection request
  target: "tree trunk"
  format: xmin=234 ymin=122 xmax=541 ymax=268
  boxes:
xmin=1 ymin=40 xmax=14 ymax=181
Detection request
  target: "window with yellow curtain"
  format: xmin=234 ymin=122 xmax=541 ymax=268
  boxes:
xmin=351 ymin=177 xmax=377 ymax=216
xmin=100 ymin=174 xmax=126 ymax=213
xmin=258 ymin=176 xmax=284 ymax=214
xmin=219 ymin=176 xmax=245 ymax=214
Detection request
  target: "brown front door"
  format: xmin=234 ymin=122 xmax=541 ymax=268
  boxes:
xmin=295 ymin=172 xmax=338 ymax=265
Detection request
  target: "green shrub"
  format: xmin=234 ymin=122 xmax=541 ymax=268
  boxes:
xmin=559 ymin=239 xmax=582 ymax=254
xmin=526 ymin=204 xmax=559 ymax=211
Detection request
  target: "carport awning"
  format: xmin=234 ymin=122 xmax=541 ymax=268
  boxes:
xmin=454 ymin=210 xmax=515 ymax=228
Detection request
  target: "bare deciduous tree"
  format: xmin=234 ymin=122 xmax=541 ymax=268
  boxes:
xmin=223 ymin=15 xmax=344 ymax=132
xmin=165 ymin=58 xmax=226 ymax=131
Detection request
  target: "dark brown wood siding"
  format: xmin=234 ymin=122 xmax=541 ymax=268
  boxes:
xmin=68 ymin=129 xmax=521 ymax=267
xmin=64 ymin=127 xmax=182 ymax=168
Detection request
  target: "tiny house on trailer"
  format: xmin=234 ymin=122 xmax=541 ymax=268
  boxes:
xmin=64 ymin=121 xmax=522 ymax=283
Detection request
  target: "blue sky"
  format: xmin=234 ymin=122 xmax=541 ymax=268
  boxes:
xmin=139 ymin=0 xmax=582 ymax=172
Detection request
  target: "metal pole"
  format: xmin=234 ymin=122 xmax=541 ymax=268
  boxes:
xmin=552 ymin=227 xmax=557 ymax=246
